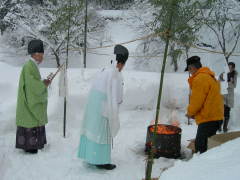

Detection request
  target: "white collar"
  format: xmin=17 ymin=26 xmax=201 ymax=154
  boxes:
xmin=30 ymin=57 xmax=39 ymax=67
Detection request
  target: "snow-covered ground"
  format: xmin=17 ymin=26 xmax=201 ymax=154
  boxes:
xmin=0 ymin=60 xmax=240 ymax=180
xmin=0 ymin=61 xmax=187 ymax=180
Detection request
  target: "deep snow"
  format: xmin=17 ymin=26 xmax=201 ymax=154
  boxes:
xmin=0 ymin=60 xmax=240 ymax=180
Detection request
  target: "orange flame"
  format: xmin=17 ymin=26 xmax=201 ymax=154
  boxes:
xmin=149 ymin=124 xmax=179 ymax=135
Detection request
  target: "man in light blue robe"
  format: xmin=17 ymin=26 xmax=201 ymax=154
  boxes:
xmin=78 ymin=45 xmax=129 ymax=170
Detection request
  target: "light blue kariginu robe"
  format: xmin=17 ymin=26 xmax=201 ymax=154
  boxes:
xmin=78 ymin=66 xmax=123 ymax=165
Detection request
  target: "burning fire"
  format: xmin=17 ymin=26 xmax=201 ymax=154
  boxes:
xmin=150 ymin=116 xmax=180 ymax=128
xmin=149 ymin=124 xmax=179 ymax=135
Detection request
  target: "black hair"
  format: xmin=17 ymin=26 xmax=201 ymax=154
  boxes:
xmin=190 ymin=62 xmax=202 ymax=69
xmin=28 ymin=39 xmax=44 ymax=55
xmin=228 ymin=62 xmax=236 ymax=82
xmin=116 ymin=54 xmax=127 ymax=64
xmin=228 ymin=62 xmax=235 ymax=68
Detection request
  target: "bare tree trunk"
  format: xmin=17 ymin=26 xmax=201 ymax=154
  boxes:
xmin=202 ymin=2 xmax=240 ymax=66
xmin=51 ymin=40 xmax=64 ymax=68
xmin=225 ymin=56 xmax=229 ymax=64
xmin=173 ymin=60 xmax=178 ymax=72
xmin=52 ymin=49 xmax=60 ymax=67
xmin=185 ymin=47 xmax=189 ymax=59
xmin=170 ymin=44 xmax=179 ymax=72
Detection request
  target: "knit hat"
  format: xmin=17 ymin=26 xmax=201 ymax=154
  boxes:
xmin=114 ymin=44 xmax=129 ymax=63
xmin=185 ymin=56 xmax=201 ymax=71
xmin=28 ymin=39 xmax=44 ymax=54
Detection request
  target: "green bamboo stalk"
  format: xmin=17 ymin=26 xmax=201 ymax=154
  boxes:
xmin=63 ymin=0 xmax=72 ymax=138
xmin=83 ymin=0 xmax=88 ymax=68
xmin=145 ymin=0 xmax=175 ymax=179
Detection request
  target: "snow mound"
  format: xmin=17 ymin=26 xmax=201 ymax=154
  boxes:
xmin=161 ymin=137 xmax=240 ymax=180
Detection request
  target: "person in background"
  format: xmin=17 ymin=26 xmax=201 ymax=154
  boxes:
xmin=78 ymin=45 xmax=129 ymax=170
xmin=16 ymin=39 xmax=51 ymax=154
xmin=185 ymin=56 xmax=224 ymax=153
xmin=219 ymin=62 xmax=238 ymax=132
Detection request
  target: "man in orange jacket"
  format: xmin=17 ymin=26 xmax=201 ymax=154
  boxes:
xmin=185 ymin=56 xmax=224 ymax=153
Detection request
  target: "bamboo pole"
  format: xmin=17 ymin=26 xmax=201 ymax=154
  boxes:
xmin=186 ymin=50 xmax=191 ymax=125
xmin=83 ymin=0 xmax=88 ymax=68
xmin=63 ymin=0 xmax=72 ymax=138
xmin=187 ymin=72 xmax=191 ymax=125
xmin=145 ymin=1 xmax=175 ymax=179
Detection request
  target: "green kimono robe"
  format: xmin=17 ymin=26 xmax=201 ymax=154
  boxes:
xmin=16 ymin=60 xmax=48 ymax=128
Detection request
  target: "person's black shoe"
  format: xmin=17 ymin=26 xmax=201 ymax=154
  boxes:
xmin=96 ymin=164 xmax=116 ymax=170
xmin=25 ymin=149 xmax=38 ymax=154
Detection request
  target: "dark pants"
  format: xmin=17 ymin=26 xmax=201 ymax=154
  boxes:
xmin=223 ymin=105 xmax=231 ymax=132
xmin=16 ymin=126 xmax=47 ymax=151
xmin=195 ymin=121 xmax=222 ymax=153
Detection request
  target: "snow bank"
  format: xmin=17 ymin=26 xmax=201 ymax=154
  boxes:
xmin=161 ymin=137 xmax=240 ymax=180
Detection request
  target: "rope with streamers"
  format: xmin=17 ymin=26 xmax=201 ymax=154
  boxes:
xmin=69 ymin=30 xmax=240 ymax=57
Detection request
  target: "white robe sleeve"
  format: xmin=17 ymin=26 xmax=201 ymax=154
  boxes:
xmin=106 ymin=69 xmax=121 ymax=138
xmin=116 ymin=73 xmax=123 ymax=104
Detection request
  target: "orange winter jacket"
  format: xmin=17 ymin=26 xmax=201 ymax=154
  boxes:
xmin=187 ymin=67 xmax=224 ymax=125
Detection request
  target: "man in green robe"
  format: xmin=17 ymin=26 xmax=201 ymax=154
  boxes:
xmin=16 ymin=39 xmax=51 ymax=154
